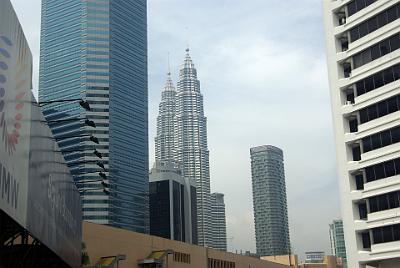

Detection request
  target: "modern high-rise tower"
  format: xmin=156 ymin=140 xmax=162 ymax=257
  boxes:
xmin=39 ymin=0 xmax=149 ymax=233
xmin=323 ymin=1 xmax=400 ymax=267
xmin=329 ymin=219 xmax=347 ymax=268
xmin=250 ymin=145 xmax=290 ymax=256
xmin=175 ymin=49 xmax=212 ymax=247
xmin=210 ymin=193 xmax=227 ymax=251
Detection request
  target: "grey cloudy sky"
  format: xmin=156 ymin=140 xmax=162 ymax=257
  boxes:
xmin=11 ymin=0 xmax=341 ymax=258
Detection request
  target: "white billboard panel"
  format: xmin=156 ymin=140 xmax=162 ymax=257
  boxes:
xmin=0 ymin=0 xmax=33 ymax=228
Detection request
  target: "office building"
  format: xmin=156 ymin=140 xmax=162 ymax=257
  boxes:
xmin=175 ymin=49 xmax=212 ymax=246
xmin=250 ymin=145 xmax=290 ymax=256
xmin=323 ymin=1 xmax=400 ymax=267
xmin=210 ymin=193 xmax=227 ymax=251
xmin=305 ymin=252 xmax=325 ymax=264
xmin=329 ymin=220 xmax=347 ymax=268
xmin=149 ymin=160 xmax=197 ymax=244
xmin=39 ymin=0 xmax=149 ymax=232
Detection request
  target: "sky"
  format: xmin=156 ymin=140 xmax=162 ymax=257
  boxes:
xmin=10 ymin=0 xmax=341 ymax=259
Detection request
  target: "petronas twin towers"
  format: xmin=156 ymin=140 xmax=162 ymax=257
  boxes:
xmin=155 ymin=49 xmax=221 ymax=248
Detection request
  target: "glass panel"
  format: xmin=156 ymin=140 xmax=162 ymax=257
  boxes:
xmin=377 ymin=100 xmax=388 ymax=117
xmin=390 ymin=34 xmax=400 ymax=51
xmin=374 ymin=163 xmax=385 ymax=179
xmin=394 ymin=224 xmax=400 ymax=241
xmin=373 ymin=229 xmax=383 ymax=244
xmin=380 ymin=39 xmax=390 ymax=56
xmin=391 ymin=127 xmax=400 ymax=143
xmin=363 ymin=136 xmax=372 ymax=152
xmin=388 ymin=97 xmax=398 ymax=113
xmin=365 ymin=166 xmax=375 ymax=182
xmin=367 ymin=17 xmax=378 ymax=33
xmin=383 ymin=68 xmax=394 ymax=84
xmin=350 ymin=27 xmax=360 ymax=42
xmin=387 ymin=6 xmax=398 ymax=23
xmin=383 ymin=226 xmax=393 ymax=242
xmin=365 ymin=76 xmax=374 ymax=92
xmin=348 ymin=1 xmax=357 ymax=17
xmin=381 ymin=131 xmax=391 ymax=147
xmin=394 ymin=64 xmax=400 ymax=80
xmin=377 ymin=11 xmax=388 ymax=27
xmin=367 ymin=105 xmax=378 ymax=121
xmin=370 ymin=196 xmax=378 ymax=212
xmin=378 ymin=195 xmax=389 ymax=211
xmin=360 ymin=108 xmax=368 ymax=123
xmin=373 ymin=72 xmax=384 ymax=89
xmin=371 ymin=44 xmax=380 ymax=60
xmin=371 ymin=133 xmax=381 ymax=149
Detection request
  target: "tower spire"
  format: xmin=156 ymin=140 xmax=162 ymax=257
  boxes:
xmin=167 ymin=52 xmax=171 ymax=76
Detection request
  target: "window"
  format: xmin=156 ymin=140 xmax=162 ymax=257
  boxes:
xmin=377 ymin=101 xmax=388 ymax=117
xmin=368 ymin=17 xmax=378 ymax=33
xmin=371 ymin=133 xmax=381 ymax=149
xmin=173 ymin=252 xmax=191 ymax=264
xmin=387 ymin=5 xmax=398 ymax=22
xmin=388 ymin=192 xmax=399 ymax=208
xmin=353 ymin=146 xmax=361 ymax=161
xmin=347 ymin=1 xmax=357 ymax=17
xmin=367 ymin=106 xmax=378 ymax=121
xmin=384 ymin=68 xmax=395 ymax=84
xmin=349 ymin=4 xmax=400 ymax=42
xmin=355 ymin=174 xmax=364 ymax=190
xmin=362 ymin=126 xmax=400 ymax=153
xmin=362 ymin=232 xmax=371 ymax=248
xmin=370 ymin=196 xmax=378 ymax=212
xmin=359 ymin=95 xmax=400 ymax=124
xmin=349 ymin=118 xmax=358 ymax=133
xmin=370 ymin=44 xmax=380 ymax=60
xmin=377 ymin=11 xmax=388 ymax=26
xmin=381 ymin=131 xmax=391 ymax=147
xmin=378 ymin=195 xmax=389 ymax=210
xmin=392 ymin=127 xmax=400 ymax=143
xmin=373 ymin=228 xmax=383 ymax=244
xmin=359 ymin=203 xmax=368 ymax=219
xmin=390 ymin=34 xmax=400 ymax=51
xmin=385 ymin=161 xmax=396 ymax=177
xmin=362 ymin=137 xmax=372 ymax=152
xmin=383 ymin=226 xmax=394 ymax=241
xmin=364 ymin=157 xmax=400 ymax=183
xmin=374 ymin=163 xmax=385 ymax=180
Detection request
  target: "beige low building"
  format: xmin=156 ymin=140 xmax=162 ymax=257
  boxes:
xmin=298 ymin=256 xmax=342 ymax=268
xmin=83 ymin=222 xmax=289 ymax=268
xmin=261 ymin=255 xmax=299 ymax=267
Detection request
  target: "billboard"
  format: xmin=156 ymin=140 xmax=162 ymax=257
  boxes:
xmin=26 ymin=102 xmax=82 ymax=268
xmin=0 ymin=1 xmax=82 ymax=268
xmin=0 ymin=0 xmax=33 ymax=231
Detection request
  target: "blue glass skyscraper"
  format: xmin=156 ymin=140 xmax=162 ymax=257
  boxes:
xmin=39 ymin=0 xmax=148 ymax=233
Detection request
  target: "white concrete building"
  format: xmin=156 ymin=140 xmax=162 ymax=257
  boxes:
xmin=323 ymin=1 xmax=400 ymax=267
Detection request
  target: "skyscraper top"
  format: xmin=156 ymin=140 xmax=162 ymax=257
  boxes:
xmin=163 ymin=72 xmax=175 ymax=92
xmin=181 ymin=49 xmax=196 ymax=73
xmin=250 ymin=145 xmax=283 ymax=155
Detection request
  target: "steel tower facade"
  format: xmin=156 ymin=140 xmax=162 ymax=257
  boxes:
xmin=39 ymin=0 xmax=149 ymax=233
xmin=175 ymin=49 xmax=212 ymax=247
xmin=155 ymin=72 xmax=176 ymax=162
